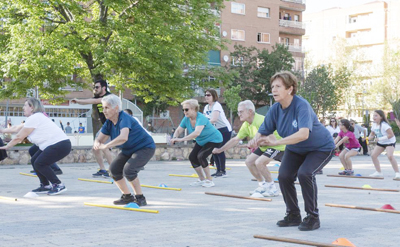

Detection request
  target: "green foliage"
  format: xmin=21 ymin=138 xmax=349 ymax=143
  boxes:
xmin=391 ymin=99 xmax=400 ymax=120
xmin=390 ymin=121 xmax=400 ymax=136
xmin=223 ymin=85 xmax=241 ymax=115
xmin=382 ymin=42 xmax=400 ymax=104
xmin=0 ymin=0 xmax=225 ymax=103
xmin=227 ymin=44 xmax=294 ymax=105
xmin=299 ymin=64 xmax=351 ymax=117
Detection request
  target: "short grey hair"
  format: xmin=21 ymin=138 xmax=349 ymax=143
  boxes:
xmin=26 ymin=97 xmax=45 ymax=113
xmin=181 ymin=99 xmax=199 ymax=112
xmin=101 ymin=94 xmax=121 ymax=111
xmin=238 ymin=100 xmax=255 ymax=113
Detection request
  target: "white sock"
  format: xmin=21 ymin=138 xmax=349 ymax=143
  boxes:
xmin=258 ymin=181 xmax=266 ymax=187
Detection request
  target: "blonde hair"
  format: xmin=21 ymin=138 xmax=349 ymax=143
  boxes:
xmin=181 ymin=99 xmax=199 ymax=112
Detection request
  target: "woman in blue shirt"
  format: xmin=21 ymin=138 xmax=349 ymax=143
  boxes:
xmin=94 ymin=95 xmax=155 ymax=207
xmin=249 ymin=71 xmax=335 ymax=231
xmin=171 ymin=99 xmax=222 ymax=188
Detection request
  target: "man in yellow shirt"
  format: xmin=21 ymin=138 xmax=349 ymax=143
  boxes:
xmin=213 ymin=100 xmax=285 ymax=197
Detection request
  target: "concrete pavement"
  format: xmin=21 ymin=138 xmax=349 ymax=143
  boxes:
xmin=1 ymin=154 xmax=400 ymax=246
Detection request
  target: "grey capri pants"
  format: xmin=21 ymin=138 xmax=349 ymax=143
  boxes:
xmin=109 ymin=148 xmax=155 ymax=181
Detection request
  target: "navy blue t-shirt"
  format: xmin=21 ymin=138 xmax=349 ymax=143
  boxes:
xmin=101 ymin=111 xmax=156 ymax=155
xmin=258 ymin=95 xmax=334 ymax=154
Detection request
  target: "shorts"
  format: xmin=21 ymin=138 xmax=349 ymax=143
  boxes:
xmin=253 ymin=147 xmax=284 ymax=162
xmin=377 ymin=142 xmax=396 ymax=148
xmin=96 ymin=129 xmax=111 ymax=144
xmin=345 ymin=147 xmax=361 ymax=152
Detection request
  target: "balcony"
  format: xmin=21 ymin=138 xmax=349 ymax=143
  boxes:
xmin=279 ymin=19 xmax=306 ymax=35
xmin=280 ymin=42 xmax=304 ymax=53
xmin=280 ymin=0 xmax=306 ymax=11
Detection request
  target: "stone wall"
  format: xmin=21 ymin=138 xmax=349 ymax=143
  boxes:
xmin=0 ymin=144 xmax=251 ymax=165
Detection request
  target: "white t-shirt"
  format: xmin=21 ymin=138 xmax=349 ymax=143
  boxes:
xmin=371 ymin=122 xmax=396 ymax=144
xmin=24 ymin=113 xmax=69 ymax=150
xmin=203 ymin=101 xmax=232 ymax=131
xmin=326 ymin=125 xmax=340 ymax=137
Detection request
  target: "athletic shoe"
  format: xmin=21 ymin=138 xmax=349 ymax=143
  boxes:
xmin=214 ymin=172 xmax=223 ymax=178
xmin=211 ymin=172 xmax=218 ymax=177
xmin=262 ymin=183 xmax=279 ymax=197
xmin=102 ymin=171 xmax=110 ymax=178
xmin=369 ymin=171 xmax=383 ymax=178
xmin=32 ymin=184 xmax=52 ymax=194
xmin=394 ymin=173 xmax=400 ymax=181
xmin=338 ymin=170 xmax=354 ymax=176
xmin=221 ymin=172 xmax=228 ymax=178
xmin=190 ymin=180 xmax=205 ymax=187
xmin=92 ymin=170 xmax=108 ymax=178
xmin=30 ymin=170 xmax=35 ymax=174
xmin=47 ymin=183 xmax=67 ymax=196
xmin=202 ymin=180 xmax=215 ymax=188
xmin=114 ymin=194 xmax=135 ymax=205
xmin=298 ymin=214 xmax=320 ymax=231
xmin=277 ymin=212 xmax=302 ymax=227
xmin=249 ymin=186 xmax=267 ymax=195
xmin=135 ymin=195 xmax=147 ymax=206
xmin=53 ymin=170 xmax=63 ymax=175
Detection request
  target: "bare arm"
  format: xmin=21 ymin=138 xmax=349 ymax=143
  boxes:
xmin=71 ymin=98 xmax=102 ymax=105
xmin=170 ymin=125 xmax=205 ymax=145
xmin=172 ymin=126 xmax=184 ymax=139
xmin=335 ymin=136 xmax=348 ymax=148
xmin=255 ymin=128 xmax=309 ymax=147
xmin=94 ymin=128 xmax=129 ymax=150
xmin=0 ymin=127 xmax=34 ymax=149
xmin=0 ymin=123 xmax=24 ymax=133
xmin=213 ymin=136 xmax=241 ymax=154
xmin=209 ymin=111 xmax=220 ymax=124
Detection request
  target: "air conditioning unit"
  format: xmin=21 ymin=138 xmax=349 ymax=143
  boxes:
xmin=160 ymin=110 xmax=170 ymax=119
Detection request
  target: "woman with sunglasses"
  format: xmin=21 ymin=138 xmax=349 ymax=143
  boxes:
xmin=171 ymin=99 xmax=222 ymax=188
xmin=203 ymin=88 xmax=232 ymax=178
xmin=368 ymin=110 xmax=400 ymax=180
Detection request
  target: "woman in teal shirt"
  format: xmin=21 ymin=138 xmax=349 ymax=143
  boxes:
xmin=171 ymin=99 xmax=222 ymax=188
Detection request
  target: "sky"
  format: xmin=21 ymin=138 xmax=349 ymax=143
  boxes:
xmin=304 ymin=0 xmax=384 ymax=13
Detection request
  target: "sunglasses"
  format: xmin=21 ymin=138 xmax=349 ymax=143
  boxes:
xmin=205 ymin=94 xmax=212 ymax=97
xmin=93 ymin=86 xmax=100 ymax=89
xmin=330 ymin=120 xmax=335 ymax=122
xmin=182 ymin=108 xmax=190 ymax=112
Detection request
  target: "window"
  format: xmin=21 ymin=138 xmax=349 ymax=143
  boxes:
xmin=231 ymin=29 xmax=245 ymax=41
xmin=257 ymin=7 xmax=270 ymax=18
xmin=257 ymin=33 xmax=270 ymax=43
xmin=285 ymin=38 xmax=289 ymax=45
xmin=231 ymin=2 xmax=245 ymax=15
xmin=294 ymin=15 xmax=299 ymax=22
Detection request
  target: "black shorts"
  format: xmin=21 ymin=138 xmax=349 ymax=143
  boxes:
xmin=376 ymin=142 xmax=396 ymax=148
xmin=253 ymin=147 xmax=284 ymax=162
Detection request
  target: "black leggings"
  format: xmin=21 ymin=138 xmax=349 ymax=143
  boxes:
xmin=278 ymin=148 xmax=334 ymax=217
xmin=189 ymin=142 xmax=221 ymax=168
xmin=212 ymin=127 xmax=231 ymax=172
xmin=109 ymin=148 xmax=155 ymax=181
xmin=29 ymin=145 xmax=62 ymax=171
xmin=31 ymin=140 xmax=71 ymax=185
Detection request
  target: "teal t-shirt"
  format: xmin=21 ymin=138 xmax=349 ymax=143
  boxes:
xmin=179 ymin=112 xmax=222 ymax=146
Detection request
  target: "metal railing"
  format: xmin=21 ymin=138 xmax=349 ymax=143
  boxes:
xmin=122 ymin=98 xmax=143 ymax=124
xmin=280 ymin=42 xmax=303 ymax=53
xmin=281 ymin=0 xmax=306 ymax=4
xmin=279 ymin=19 xmax=305 ymax=29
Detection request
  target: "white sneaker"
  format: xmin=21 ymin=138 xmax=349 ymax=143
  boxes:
xmin=202 ymin=180 xmax=215 ymax=188
xmin=190 ymin=180 xmax=205 ymax=186
xmin=394 ymin=173 xmax=400 ymax=181
xmin=369 ymin=171 xmax=383 ymax=178
xmin=249 ymin=186 xmax=267 ymax=195
xmin=262 ymin=183 xmax=280 ymax=197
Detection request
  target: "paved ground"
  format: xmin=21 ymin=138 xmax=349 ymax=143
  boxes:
xmin=1 ymin=153 xmax=400 ymax=247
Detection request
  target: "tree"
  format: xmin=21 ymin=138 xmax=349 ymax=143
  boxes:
xmin=222 ymin=84 xmax=241 ymax=126
xmin=228 ymin=44 xmax=294 ymax=105
xmin=0 ymin=0 xmax=225 ymax=103
xmin=298 ymin=64 xmax=351 ymax=119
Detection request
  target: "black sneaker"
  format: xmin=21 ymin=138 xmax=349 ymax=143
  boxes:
xmin=214 ymin=171 xmax=223 ymax=178
xmin=298 ymin=214 xmax=320 ymax=231
xmin=277 ymin=212 xmax=302 ymax=227
xmin=211 ymin=172 xmax=218 ymax=177
xmin=135 ymin=195 xmax=147 ymax=206
xmin=114 ymin=194 xmax=135 ymax=205
xmin=93 ymin=170 xmax=108 ymax=178
xmin=30 ymin=170 xmax=36 ymax=174
xmin=47 ymin=183 xmax=67 ymax=196
xmin=53 ymin=170 xmax=63 ymax=175
xmin=32 ymin=184 xmax=52 ymax=194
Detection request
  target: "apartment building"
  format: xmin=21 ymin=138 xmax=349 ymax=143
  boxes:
xmin=217 ymin=0 xmax=306 ymax=71
xmin=303 ymin=1 xmax=400 ymax=119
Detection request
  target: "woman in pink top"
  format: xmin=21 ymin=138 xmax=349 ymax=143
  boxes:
xmin=334 ymin=119 xmax=361 ymax=176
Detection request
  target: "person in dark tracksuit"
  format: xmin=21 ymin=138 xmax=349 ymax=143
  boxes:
xmin=249 ymin=71 xmax=334 ymax=231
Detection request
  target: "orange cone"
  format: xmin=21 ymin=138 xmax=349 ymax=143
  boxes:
xmin=332 ymin=238 xmax=356 ymax=246
xmin=381 ymin=204 xmax=396 ymax=210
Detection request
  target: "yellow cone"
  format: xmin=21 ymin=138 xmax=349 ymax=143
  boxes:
xmin=362 ymin=184 xmax=372 ymax=188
